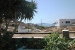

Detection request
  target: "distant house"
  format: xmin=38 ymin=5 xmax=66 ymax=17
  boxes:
xmin=17 ymin=23 xmax=34 ymax=33
xmin=18 ymin=25 xmax=32 ymax=33
xmin=55 ymin=19 xmax=75 ymax=28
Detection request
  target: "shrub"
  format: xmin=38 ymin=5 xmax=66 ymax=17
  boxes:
xmin=68 ymin=39 xmax=75 ymax=50
xmin=44 ymin=32 xmax=75 ymax=50
xmin=37 ymin=26 xmax=46 ymax=30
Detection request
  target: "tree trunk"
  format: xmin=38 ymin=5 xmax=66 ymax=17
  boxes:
xmin=5 ymin=19 xmax=10 ymax=31
xmin=0 ymin=23 xmax=1 ymax=30
xmin=4 ymin=19 xmax=10 ymax=34
xmin=0 ymin=23 xmax=1 ymax=43
xmin=12 ymin=13 xmax=24 ymax=36
xmin=5 ymin=19 xmax=8 ymax=32
xmin=0 ymin=16 xmax=2 ymax=33
xmin=11 ymin=12 xmax=17 ymax=37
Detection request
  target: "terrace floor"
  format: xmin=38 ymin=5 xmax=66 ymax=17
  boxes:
xmin=12 ymin=33 xmax=75 ymax=38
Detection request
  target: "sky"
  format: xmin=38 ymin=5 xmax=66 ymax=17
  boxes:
xmin=26 ymin=0 xmax=75 ymax=24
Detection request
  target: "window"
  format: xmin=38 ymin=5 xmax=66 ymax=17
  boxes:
xmin=65 ymin=21 xmax=70 ymax=23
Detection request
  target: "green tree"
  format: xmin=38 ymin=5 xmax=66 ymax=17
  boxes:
xmin=0 ymin=0 xmax=37 ymax=50
xmin=44 ymin=32 xmax=75 ymax=50
xmin=0 ymin=0 xmax=37 ymax=34
xmin=44 ymin=33 xmax=68 ymax=50
xmin=0 ymin=0 xmax=37 ymax=32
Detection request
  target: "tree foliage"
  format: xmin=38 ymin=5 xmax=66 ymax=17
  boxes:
xmin=44 ymin=32 xmax=75 ymax=50
xmin=0 ymin=0 xmax=37 ymax=34
xmin=0 ymin=0 xmax=37 ymax=21
xmin=0 ymin=0 xmax=37 ymax=50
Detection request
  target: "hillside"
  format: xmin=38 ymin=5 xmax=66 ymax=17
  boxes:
xmin=37 ymin=23 xmax=55 ymax=27
xmin=40 ymin=25 xmax=75 ymax=33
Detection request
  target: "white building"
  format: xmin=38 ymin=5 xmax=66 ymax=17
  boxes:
xmin=55 ymin=19 xmax=75 ymax=28
xmin=18 ymin=25 xmax=32 ymax=33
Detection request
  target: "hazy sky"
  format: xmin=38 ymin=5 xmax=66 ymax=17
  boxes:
xmin=26 ymin=0 xmax=75 ymax=24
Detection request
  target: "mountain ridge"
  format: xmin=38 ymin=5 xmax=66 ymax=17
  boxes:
xmin=36 ymin=23 xmax=55 ymax=27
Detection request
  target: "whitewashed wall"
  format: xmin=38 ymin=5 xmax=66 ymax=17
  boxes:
xmin=18 ymin=25 xmax=31 ymax=33
xmin=55 ymin=19 xmax=75 ymax=28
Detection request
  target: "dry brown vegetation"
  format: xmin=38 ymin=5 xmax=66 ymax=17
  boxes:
xmin=41 ymin=25 xmax=75 ymax=33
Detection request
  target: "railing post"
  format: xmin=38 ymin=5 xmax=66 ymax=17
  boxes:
xmin=62 ymin=30 xmax=69 ymax=39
